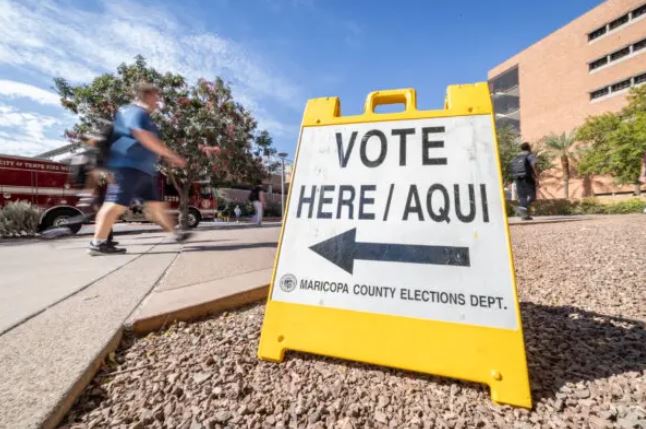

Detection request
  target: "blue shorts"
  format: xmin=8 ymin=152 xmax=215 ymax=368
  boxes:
xmin=105 ymin=168 xmax=160 ymax=206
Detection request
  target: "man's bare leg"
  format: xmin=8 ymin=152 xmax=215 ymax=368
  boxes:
xmin=145 ymin=201 xmax=193 ymax=242
xmin=89 ymin=202 xmax=128 ymax=255
xmin=94 ymin=203 xmax=127 ymax=241
xmin=144 ymin=201 xmax=175 ymax=232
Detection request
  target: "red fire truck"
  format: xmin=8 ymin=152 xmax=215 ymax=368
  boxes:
xmin=0 ymin=154 xmax=216 ymax=233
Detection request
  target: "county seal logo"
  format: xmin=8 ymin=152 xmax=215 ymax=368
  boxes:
xmin=279 ymin=274 xmax=297 ymax=293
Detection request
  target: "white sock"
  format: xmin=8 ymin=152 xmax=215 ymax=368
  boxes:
xmin=91 ymin=239 xmax=106 ymax=246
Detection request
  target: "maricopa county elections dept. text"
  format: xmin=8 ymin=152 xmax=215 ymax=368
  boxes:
xmin=295 ymin=126 xmax=491 ymax=224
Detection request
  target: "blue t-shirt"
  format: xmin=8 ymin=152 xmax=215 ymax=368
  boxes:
xmin=108 ymin=104 xmax=160 ymax=176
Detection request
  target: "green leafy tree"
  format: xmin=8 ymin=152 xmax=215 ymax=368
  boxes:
xmin=496 ymin=125 xmax=520 ymax=185
xmin=576 ymin=113 xmax=620 ymax=193
xmin=254 ymin=130 xmax=281 ymax=175
xmin=577 ymin=86 xmax=646 ymax=195
xmin=54 ymin=56 xmax=275 ymax=227
xmin=542 ymin=130 xmax=578 ymax=199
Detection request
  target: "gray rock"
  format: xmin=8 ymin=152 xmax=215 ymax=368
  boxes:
xmin=189 ymin=420 xmax=203 ymax=429
xmin=588 ymin=416 xmax=611 ymax=429
xmin=192 ymin=372 xmax=212 ymax=385
xmin=616 ymin=417 xmax=644 ymax=429
xmin=213 ymin=410 xmax=231 ymax=423
xmin=140 ymin=409 xmax=153 ymax=424
xmin=377 ymin=395 xmax=390 ymax=409
xmin=575 ymin=388 xmax=591 ymax=399
xmin=374 ymin=411 xmax=388 ymax=424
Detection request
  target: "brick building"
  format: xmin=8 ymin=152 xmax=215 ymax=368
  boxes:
xmin=488 ymin=0 xmax=646 ymax=198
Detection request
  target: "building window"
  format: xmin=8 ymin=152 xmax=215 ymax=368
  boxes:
xmin=632 ymin=4 xmax=646 ymax=19
xmin=590 ymin=71 xmax=646 ymax=101
xmin=588 ymin=26 xmax=606 ymax=41
xmin=634 ymin=38 xmax=646 ymax=52
xmin=608 ymin=14 xmax=629 ymax=30
xmin=588 ymin=4 xmax=646 ymax=43
xmin=589 ymin=37 xmax=646 ymax=73
xmin=609 ymin=46 xmax=630 ymax=61
xmin=589 ymin=57 xmax=608 ymax=71
xmin=590 ymin=87 xmax=609 ymax=100
xmin=611 ymin=79 xmax=631 ymax=93
xmin=488 ymin=67 xmax=520 ymax=134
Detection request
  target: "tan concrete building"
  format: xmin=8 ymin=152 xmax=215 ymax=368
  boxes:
xmin=488 ymin=0 xmax=646 ymax=198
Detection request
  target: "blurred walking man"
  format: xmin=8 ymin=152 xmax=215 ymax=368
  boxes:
xmin=89 ymin=82 xmax=189 ymax=255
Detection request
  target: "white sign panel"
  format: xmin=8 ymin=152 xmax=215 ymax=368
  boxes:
xmin=273 ymin=115 xmax=517 ymax=330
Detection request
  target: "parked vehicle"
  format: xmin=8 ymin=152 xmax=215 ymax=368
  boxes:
xmin=0 ymin=154 xmax=216 ymax=233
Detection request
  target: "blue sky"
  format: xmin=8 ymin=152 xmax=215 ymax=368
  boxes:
xmin=0 ymin=0 xmax=602 ymax=159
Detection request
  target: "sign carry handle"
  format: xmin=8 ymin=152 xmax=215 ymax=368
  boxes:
xmin=364 ymin=88 xmax=417 ymax=115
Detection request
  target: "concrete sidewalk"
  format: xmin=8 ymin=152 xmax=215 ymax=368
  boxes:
xmin=0 ymin=230 xmax=165 ymax=335
xmin=0 ymin=224 xmax=279 ymax=429
xmin=129 ymin=226 xmax=278 ymax=333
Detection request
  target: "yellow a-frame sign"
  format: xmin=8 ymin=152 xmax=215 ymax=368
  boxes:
xmin=258 ymin=83 xmax=532 ymax=408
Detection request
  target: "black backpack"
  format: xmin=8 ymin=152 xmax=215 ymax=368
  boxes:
xmin=94 ymin=119 xmax=116 ymax=168
xmin=510 ymin=152 xmax=530 ymax=179
xmin=67 ymin=119 xmax=115 ymax=186
xmin=68 ymin=150 xmax=95 ymax=187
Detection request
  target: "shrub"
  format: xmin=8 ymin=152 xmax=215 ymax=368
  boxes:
xmin=0 ymin=201 xmax=41 ymax=237
xmin=532 ymin=199 xmax=577 ymax=216
xmin=603 ymin=198 xmax=646 ymax=214
xmin=573 ymin=198 xmax=606 ymax=215
xmin=505 ymin=197 xmax=645 ymax=217
xmin=263 ymin=202 xmax=283 ymax=218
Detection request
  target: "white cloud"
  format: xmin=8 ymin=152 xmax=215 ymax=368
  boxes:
xmin=254 ymin=114 xmax=293 ymax=137
xmin=0 ymin=0 xmax=300 ymax=108
xmin=0 ymin=103 xmax=67 ymax=155
xmin=0 ymin=80 xmax=60 ymax=106
xmin=0 ymin=0 xmax=299 ymax=153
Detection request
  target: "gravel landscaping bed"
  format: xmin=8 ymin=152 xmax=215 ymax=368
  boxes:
xmin=61 ymin=215 xmax=646 ymax=429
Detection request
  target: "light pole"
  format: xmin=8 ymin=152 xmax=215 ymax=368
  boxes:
xmin=278 ymin=152 xmax=288 ymax=219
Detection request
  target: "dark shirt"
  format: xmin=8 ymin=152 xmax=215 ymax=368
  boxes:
xmin=249 ymin=187 xmax=262 ymax=202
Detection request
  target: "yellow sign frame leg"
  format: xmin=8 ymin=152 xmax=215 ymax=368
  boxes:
xmin=258 ymin=83 xmax=532 ymax=409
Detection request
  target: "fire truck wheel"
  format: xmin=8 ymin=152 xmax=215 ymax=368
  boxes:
xmin=187 ymin=208 xmax=201 ymax=228
xmin=41 ymin=208 xmax=83 ymax=234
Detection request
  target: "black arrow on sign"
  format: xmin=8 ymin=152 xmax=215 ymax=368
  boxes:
xmin=309 ymin=228 xmax=470 ymax=274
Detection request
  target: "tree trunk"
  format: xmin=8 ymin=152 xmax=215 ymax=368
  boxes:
xmin=582 ymin=174 xmax=593 ymax=197
xmin=635 ymin=182 xmax=642 ymax=196
xmin=169 ymin=173 xmax=192 ymax=230
xmin=178 ymin=184 xmax=191 ymax=230
xmin=561 ymin=155 xmax=570 ymax=199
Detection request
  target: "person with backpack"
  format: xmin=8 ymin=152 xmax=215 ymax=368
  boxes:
xmin=41 ymin=130 xmax=119 ymax=245
xmin=248 ymin=185 xmax=265 ymax=226
xmin=89 ymin=82 xmax=189 ymax=255
xmin=510 ymin=142 xmax=539 ymax=221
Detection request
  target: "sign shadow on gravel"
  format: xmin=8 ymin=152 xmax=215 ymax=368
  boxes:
xmin=280 ymin=302 xmax=645 ymax=404
xmin=521 ymin=302 xmax=646 ymax=401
